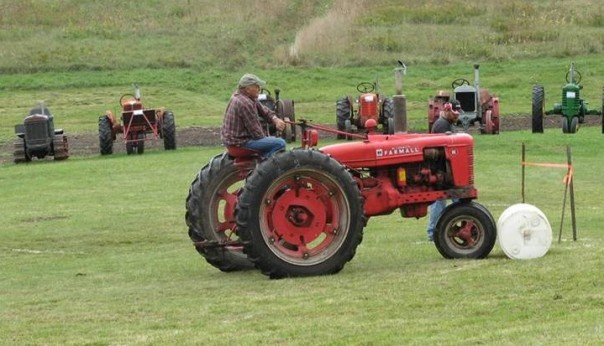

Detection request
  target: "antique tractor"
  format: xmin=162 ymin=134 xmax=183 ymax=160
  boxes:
xmin=186 ymin=119 xmax=497 ymax=279
xmin=428 ymin=64 xmax=500 ymax=134
xmin=13 ymin=103 xmax=69 ymax=163
xmin=336 ymin=81 xmax=394 ymax=139
xmin=98 ymin=84 xmax=176 ymax=155
xmin=257 ymin=88 xmax=296 ymax=143
xmin=532 ymin=62 xmax=602 ymax=134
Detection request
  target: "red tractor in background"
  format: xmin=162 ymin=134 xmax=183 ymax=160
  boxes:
xmin=98 ymin=84 xmax=176 ymax=155
xmin=428 ymin=64 xmax=500 ymax=134
xmin=336 ymin=81 xmax=394 ymax=139
xmin=186 ymin=119 xmax=497 ymax=279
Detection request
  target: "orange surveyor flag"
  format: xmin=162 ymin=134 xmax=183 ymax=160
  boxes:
xmin=521 ymin=161 xmax=573 ymax=185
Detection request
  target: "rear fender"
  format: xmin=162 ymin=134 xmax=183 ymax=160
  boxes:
xmin=105 ymin=110 xmax=121 ymax=139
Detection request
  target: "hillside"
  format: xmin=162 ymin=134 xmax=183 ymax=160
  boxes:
xmin=1 ymin=0 xmax=603 ymax=73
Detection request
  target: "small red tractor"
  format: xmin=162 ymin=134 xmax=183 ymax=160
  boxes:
xmin=336 ymin=81 xmax=394 ymax=139
xmin=428 ymin=64 xmax=500 ymax=134
xmin=257 ymin=87 xmax=297 ymax=142
xmin=98 ymin=84 xmax=176 ymax=155
xmin=13 ymin=103 xmax=69 ymax=163
xmin=186 ymin=119 xmax=497 ymax=279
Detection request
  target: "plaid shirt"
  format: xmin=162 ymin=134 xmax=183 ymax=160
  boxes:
xmin=220 ymin=90 xmax=277 ymax=146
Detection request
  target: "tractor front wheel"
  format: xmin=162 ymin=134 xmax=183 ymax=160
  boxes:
xmin=532 ymin=85 xmax=545 ymax=133
xmin=236 ymin=150 xmax=365 ymax=279
xmin=136 ymin=133 xmax=145 ymax=154
xmin=185 ymin=153 xmax=255 ymax=272
xmin=434 ymin=201 xmax=497 ymax=259
xmin=563 ymin=117 xmax=579 ymax=134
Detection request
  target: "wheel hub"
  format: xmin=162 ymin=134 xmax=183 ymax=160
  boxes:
xmin=270 ymin=188 xmax=327 ymax=245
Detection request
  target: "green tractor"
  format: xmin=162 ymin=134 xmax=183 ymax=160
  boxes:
xmin=532 ymin=62 xmax=602 ymax=134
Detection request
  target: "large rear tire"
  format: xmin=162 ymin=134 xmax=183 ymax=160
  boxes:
xmin=236 ymin=150 xmax=365 ymax=279
xmin=186 ymin=153 xmax=255 ymax=272
xmin=532 ymin=85 xmax=545 ymax=133
xmin=98 ymin=116 xmax=114 ymax=155
xmin=336 ymin=97 xmax=352 ymax=139
xmin=381 ymin=97 xmax=394 ymax=134
xmin=434 ymin=201 xmax=497 ymax=259
xmin=277 ymin=100 xmax=296 ymax=143
xmin=162 ymin=111 xmax=177 ymax=150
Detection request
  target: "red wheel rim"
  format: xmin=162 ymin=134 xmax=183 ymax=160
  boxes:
xmin=209 ymin=172 xmax=246 ymax=249
xmin=443 ymin=215 xmax=485 ymax=253
xmin=259 ymin=169 xmax=351 ymax=265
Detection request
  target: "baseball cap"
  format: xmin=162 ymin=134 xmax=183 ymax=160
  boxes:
xmin=238 ymin=73 xmax=266 ymax=88
xmin=450 ymin=99 xmax=462 ymax=110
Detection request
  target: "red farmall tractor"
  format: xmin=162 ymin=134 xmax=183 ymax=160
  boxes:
xmin=336 ymin=81 xmax=394 ymax=139
xmin=428 ymin=64 xmax=500 ymax=134
xmin=186 ymin=120 xmax=497 ymax=279
xmin=98 ymin=84 xmax=176 ymax=155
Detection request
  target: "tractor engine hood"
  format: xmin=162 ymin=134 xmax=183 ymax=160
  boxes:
xmin=319 ymin=132 xmax=474 ymax=169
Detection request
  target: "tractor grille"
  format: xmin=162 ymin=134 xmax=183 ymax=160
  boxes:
xmin=468 ymin=151 xmax=474 ymax=185
xmin=25 ymin=118 xmax=49 ymax=146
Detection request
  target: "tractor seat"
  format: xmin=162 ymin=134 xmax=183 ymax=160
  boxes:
xmin=226 ymin=146 xmax=262 ymax=159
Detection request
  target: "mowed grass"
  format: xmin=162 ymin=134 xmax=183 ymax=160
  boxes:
xmin=1 ymin=126 xmax=603 ymax=345
xmin=1 ymin=54 xmax=604 ymax=148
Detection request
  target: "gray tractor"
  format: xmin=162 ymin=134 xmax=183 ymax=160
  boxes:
xmin=13 ymin=103 xmax=69 ymax=163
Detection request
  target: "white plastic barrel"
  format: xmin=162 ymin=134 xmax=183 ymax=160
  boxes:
xmin=497 ymin=203 xmax=552 ymax=259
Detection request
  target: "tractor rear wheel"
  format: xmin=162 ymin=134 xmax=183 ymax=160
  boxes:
xmin=162 ymin=111 xmax=177 ymax=150
xmin=336 ymin=97 xmax=351 ymax=139
xmin=434 ymin=201 xmax=496 ymax=259
xmin=532 ymin=85 xmax=545 ymax=133
xmin=277 ymin=100 xmax=296 ymax=143
xmin=236 ymin=150 xmax=365 ymax=279
xmin=186 ymin=153 xmax=255 ymax=272
xmin=381 ymin=97 xmax=394 ymax=134
xmin=98 ymin=116 xmax=113 ymax=155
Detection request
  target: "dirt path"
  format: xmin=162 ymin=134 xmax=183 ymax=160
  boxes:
xmin=2 ymin=114 xmax=601 ymax=164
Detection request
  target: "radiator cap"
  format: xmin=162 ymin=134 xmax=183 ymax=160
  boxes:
xmin=497 ymin=203 xmax=552 ymax=259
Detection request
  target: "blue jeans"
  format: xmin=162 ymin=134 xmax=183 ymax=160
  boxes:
xmin=243 ymin=136 xmax=286 ymax=157
xmin=427 ymin=198 xmax=459 ymax=241
xmin=427 ymin=200 xmax=446 ymax=241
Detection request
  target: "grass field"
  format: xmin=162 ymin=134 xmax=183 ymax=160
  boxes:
xmin=1 ymin=126 xmax=603 ymax=345
xmin=1 ymin=0 xmax=604 ymax=344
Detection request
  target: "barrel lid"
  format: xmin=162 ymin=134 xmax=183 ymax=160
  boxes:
xmin=497 ymin=203 xmax=552 ymax=259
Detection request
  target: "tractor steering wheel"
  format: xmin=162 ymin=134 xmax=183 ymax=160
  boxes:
xmin=565 ymin=70 xmax=582 ymax=84
xmin=357 ymin=82 xmax=375 ymax=93
xmin=451 ymin=79 xmax=470 ymax=88
xmin=260 ymin=88 xmax=272 ymax=97
xmin=120 ymin=94 xmax=136 ymax=107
